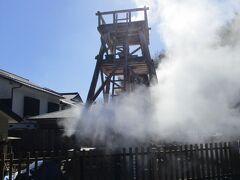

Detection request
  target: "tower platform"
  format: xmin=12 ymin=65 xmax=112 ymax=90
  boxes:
xmin=87 ymin=7 xmax=157 ymax=103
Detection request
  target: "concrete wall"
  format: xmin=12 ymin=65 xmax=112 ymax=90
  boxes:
xmin=0 ymin=78 xmax=61 ymax=118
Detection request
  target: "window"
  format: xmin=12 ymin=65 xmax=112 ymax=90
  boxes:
xmin=24 ymin=97 xmax=40 ymax=117
xmin=48 ymin=102 xmax=59 ymax=113
xmin=0 ymin=98 xmax=12 ymax=109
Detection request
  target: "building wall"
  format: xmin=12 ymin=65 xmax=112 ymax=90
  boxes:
xmin=0 ymin=78 xmax=61 ymax=118
xmin=0 ymin=78 xmax=12 ymax=98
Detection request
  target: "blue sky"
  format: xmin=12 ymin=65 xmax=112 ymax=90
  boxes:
xmin=0 ymin=0 xmax=163 ymax=101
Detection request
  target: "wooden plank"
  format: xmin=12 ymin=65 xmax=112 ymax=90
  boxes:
xmin=34 ymin=151 xmax=38 ymax=173
xmin=26 ymin=152 xmax=30 ymax=178
xmin=129 ymin=148 xmax=134 ymax=180
xmin=83 ymin=150 xmax=88 ymax=180
xmin=163 ymin=146 xmax=168 ymax=180
xmin=170 ymin=145 xmax=175 ymax=180
xmin=229 ymin=141 xmax=240 ymax=179
xmin=110 ymin=152 xmax=115 ymax=180
xmin=79 ymin=150 xmax=84 ymax=180
xmin=141 ymin=147 xmax=145 ymax=180
xmin=147 ymin=147 xmax=152 ymax=180
xmin=100 ymin=15 xmax=106 ymax=25
xmin=157 ymin=146 xmax=162 ymax=180
xmin=106 ymin=152 xmax=111 ymax=180
xmin=42 ymin=150 xmax=46 ymax=162
xmin=130 ymin=46 xmax=141 ymax=55
xmin=222 ymin=142 xmax=228 ymax=177
xmin=9 ymin=153 xmax=13 ymax=180
xmin=88 ymin=150 xmax=94 ymax=180
xmin=219 ymin=142 xmax=224 ymax=178
xmin=86 ymin=44 xmax=105 ymax=103
xmin=97 ymin=12 xmax=101 ymax=26
xmin=96 ymin=7 xmax=149 ymax=16
xmin=222 ymin=142 xmax=228 ymax=178
xmin=180 ymin=145 xmax=185 ymax=180
xmin=92 ymin=62 xmax=122 ymax=101
xmin=0 ymin=153 xmax=5 ymax=180
xmin=50 ymin=150 xmax=55 ymax=161
xmin=214 ymin=143 xmax=221 ymax=179
xmin=175 ymin=145 xmax=180 ymax=180
xmin=228 ymin=142 xmax=233 ymax=179
xmin=205 ymin=144 xmax=211 ymax=179
xmin=94 ymin=150 xmax=100 ymax=180
xmin=209 ymin=143 xmax=215 ymax=179
xmin=194 ymin=144 xmax=201 ymax=179
xmin=98 ymin=22 xmax=148 ymax=43
xmin=223 ymin=142 xmax=231 ymax=177
xmin=189 ymin=144 xmax=195 ymax=179
xmin=17 ymin=152 xmax=22 ymax=175
xmin=185 ymin=144 xmax=190 ymax=180
xmin=199 ymin=144 xmax=205 ymax=179
xmin=151 ymin=147 xmax=158 ymax=180
xmin=122 ymin=148 xmax=127 ymax=180
xmin=135 ymin=147 xmax=139 ymax=180
xmin=144 ymin=8 xmax=148 ymax=22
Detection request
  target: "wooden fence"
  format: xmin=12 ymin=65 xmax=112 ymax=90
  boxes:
xmin=1 ymin=141 xmax=240 ymax=180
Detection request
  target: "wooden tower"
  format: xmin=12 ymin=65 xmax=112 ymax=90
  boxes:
xmin=87 ymin=7 xmax=157 ymax=103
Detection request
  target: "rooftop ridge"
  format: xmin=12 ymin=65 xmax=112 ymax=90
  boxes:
xmin=60 ymin=92 xmax=79 ymax=95
xmin=0 ymin=69 xmax=62 ymax=98
xmin=0 ymin=69 xmax=29 ymax=82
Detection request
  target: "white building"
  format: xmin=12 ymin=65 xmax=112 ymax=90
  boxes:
xmin=0 ymin=69 xmax=63 ymax=119
xmin=0 ymin=69 xmax=82 ymax=148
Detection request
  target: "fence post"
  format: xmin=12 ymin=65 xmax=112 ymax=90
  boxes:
xmin=189 ymin=144 xmax=195 ymax=179
xmin=194 ymin=144 xmax=201 ymax=179
xmin=1 ymin=153 xmax=5 ymax=180
xmin=129 ymin=147 xmax=134 ymax=179
xmin=79 ymin=150 xmax=84 ymax=180
xmin=73 ymin=149 xmax=80 ymax=180
xmin=170 ymin=145 xmax=175 ymax=180
xmin=135 ymin=147 xmax=139 ymax=180
xmin=141 ymin=147 xmax=145 ymax=180
xmin=180 ymin=145 xmax=184 ymax=180
xmin=34 ymin=151 xmax=38 ymax=173
xmin=147 ymin=147 xmax=153 ymax=180
xmin=26 ymin=152 xmax=30 ymax=177
xmin=205 ymin=143 xmax=210 ymax=179
xmin=9 ymin=153 xmax=14 ymax=180
xmin=17 ymin=152 xmax=22 ymax=175
xmin=214 ymin=142 xmax=220 ymax=179
xmin=114 ymin=150 xmax=121 ymax=180
xmin=185 ymin=144 xmax=190 ymax=179
xmin=230 ymin=141 xmax=240 ymax=180
xmin=122 ymin=148 xmax=127 ymax=180
xmin=209 ymin=143 xmax=215 ymax=178
xmin=151 ymin=147 xmax=158 ymax=180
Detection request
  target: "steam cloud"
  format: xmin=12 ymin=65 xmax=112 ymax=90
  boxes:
xmin=60 ymin=0 xmax=240 ymax=147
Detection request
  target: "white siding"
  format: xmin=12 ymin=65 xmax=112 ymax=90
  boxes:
xmin=40 ymin=98 xmax=48 ymax=114
xmin=12 ymin=90 xmax=24 ymax=117
xmin=0 ymin=78 xmax=12 ymax=98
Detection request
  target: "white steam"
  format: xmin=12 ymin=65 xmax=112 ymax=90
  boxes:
xmin=60 ymin=0 xmax=240 ymax=147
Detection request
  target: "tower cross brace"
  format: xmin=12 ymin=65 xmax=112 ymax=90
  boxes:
xmin=87 ymin=7 xmax=157 ymax=103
